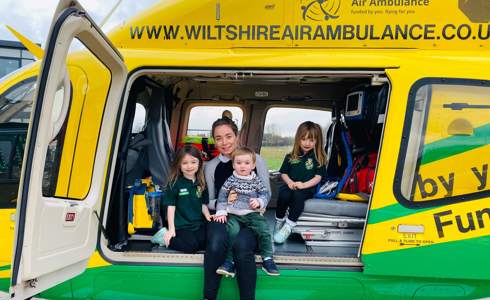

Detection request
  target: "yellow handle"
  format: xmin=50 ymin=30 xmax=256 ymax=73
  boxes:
xmin=337 ymin=193 xmax=368 ymax=202
xmin=128 ymin=223 xmax=136 ymax=235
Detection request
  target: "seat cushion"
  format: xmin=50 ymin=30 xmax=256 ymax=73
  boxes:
xmin=303 ymin=199 xmax=368 ymax=218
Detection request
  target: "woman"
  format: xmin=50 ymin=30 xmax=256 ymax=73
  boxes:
xmin=203 ymin=116 xmax=271 ymax=300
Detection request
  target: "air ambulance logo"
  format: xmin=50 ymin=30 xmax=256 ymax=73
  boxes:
xmin=302 ymin=0 xmax=341 ymax=21
xmin=458 ymin=0 xmax=490 ymax=23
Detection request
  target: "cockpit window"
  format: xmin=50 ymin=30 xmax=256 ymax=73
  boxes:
xmin=0 ymin=77 xmax=36 ymax=124
xmin=395 ymin=78 xmax=490 ymax=207
xmin=0 ymin=77 xmax=34 ymax=208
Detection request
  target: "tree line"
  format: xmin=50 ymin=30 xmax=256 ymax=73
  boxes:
xmin=262 ymin=123 xmax=328 ymax=147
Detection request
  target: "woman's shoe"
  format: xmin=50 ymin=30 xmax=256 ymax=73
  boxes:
xmin=273 ymin=223 xmax=292 ymax=244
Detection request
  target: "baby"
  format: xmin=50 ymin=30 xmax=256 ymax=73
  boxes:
xmin=214 ymin=146 xmax=279 ymax=277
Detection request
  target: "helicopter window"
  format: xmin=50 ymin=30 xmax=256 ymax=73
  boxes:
xmin=0 ymin=132 xmax=25 ymax=209
xmin=395 ymin=78 xmax=490 ymax=207
xmin=260 ymin=107 xmax=331 ymax=171
xmin=42 ymin=40 xmax=113 ymax=200
xmin=0 ymin=77 xmax=34 ymax=209
xmin=0 ymin=139 xmax=13 ymax=179
xmin=132 ymin=103 xmax=147 ymax=134
xmin=186 ymin=105 xmax=243 ymax=137
xmin=0 ymin=77 xmax=36 ymax=124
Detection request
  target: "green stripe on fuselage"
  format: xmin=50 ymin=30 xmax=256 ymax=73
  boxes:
xmin=0 ymin=265 xmax=10 ymax=293
xmin=421 ymin=123 xmax=490 ymax=165
xmin=0 ymin=265 xmax=9 ymax=271
xmin=368 ymin=203 xmax=437 ymax=224
xmin=370 ymin=123 xmax=489 ymax=224
xmin=363 ymin=234 xmax=490 ymax=281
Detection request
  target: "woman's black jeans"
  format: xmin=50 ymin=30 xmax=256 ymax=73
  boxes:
xmin=204 ymin=221 xmax=257 ymax=300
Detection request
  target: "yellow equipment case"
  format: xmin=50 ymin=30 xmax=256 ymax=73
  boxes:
xmin=127 ymin=177 xmax=163 ymax=235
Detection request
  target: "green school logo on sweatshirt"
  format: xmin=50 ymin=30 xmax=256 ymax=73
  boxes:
xmin=305 ymin=158 xmax=314 ymax=170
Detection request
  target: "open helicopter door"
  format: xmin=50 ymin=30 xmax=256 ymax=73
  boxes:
xmin=9 ymin=0 xmax=126 ymax=299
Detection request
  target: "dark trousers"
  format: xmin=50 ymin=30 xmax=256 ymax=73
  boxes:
xmin=168 ymin=224 xmax=206 ymax=253
xmin=227 ymin=213 xmax=272 ymax=260
xmin=204 ymin=221 xmax=257 ymax=300
xmin=276 ymin=185 xmax=314 ymax=222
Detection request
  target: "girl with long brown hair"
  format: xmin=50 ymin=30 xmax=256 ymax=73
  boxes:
xmin=151 ymin=145 xmax=211 ymax=253
xmin=273 ymin=121 xmax=326 ymax=244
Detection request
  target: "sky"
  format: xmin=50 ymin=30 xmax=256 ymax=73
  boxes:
xmin=0 ymin=0 xmax=159 ymax=46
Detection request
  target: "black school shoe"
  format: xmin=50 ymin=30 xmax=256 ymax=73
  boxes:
xmin=262 ymin=259 xmax=280 ymax=276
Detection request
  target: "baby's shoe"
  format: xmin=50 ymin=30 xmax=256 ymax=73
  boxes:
xmin=262 ymin=258 xmax=280 ymax=276
xmin=216 ymin=260 xmax=235 ymax=278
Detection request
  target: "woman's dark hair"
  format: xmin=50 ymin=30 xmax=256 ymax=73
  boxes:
xmin=211 ymin=116 xmax=238 ymax=138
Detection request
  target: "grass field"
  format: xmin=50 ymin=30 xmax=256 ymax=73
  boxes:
xmin=260 ymin=146 xmax=292 ymax=171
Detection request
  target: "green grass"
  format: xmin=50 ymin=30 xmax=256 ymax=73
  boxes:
xmin=260 ymin=146 xmax=292 ymax=171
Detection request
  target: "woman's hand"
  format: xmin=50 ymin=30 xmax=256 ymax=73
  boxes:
xmin=214 ymin=215 xmax=227 ymax=223
xmin=287 ymin=182 xmax=297 ymax=190
xmin=249 ymin=198 xmax=260 ymax=209
xmin=164 ymin=229 xmax=176 ymax=247
xmin=228 ymin=190 xmax=238 ymax=204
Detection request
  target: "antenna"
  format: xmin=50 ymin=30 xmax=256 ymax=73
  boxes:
xmin=100 ymin=0 xmax=123 ymax=28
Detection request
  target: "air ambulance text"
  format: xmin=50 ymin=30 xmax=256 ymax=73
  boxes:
xmin=129 ymin=24 xmax=490 ymax=41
